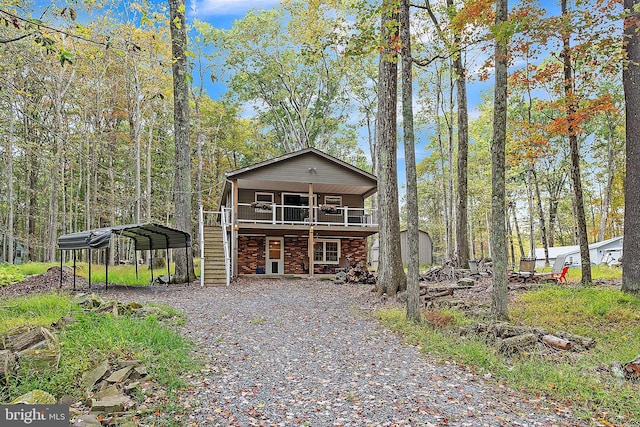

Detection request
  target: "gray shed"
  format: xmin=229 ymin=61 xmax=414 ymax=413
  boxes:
xmin=370 ymin=229 xmax=433 ymax=269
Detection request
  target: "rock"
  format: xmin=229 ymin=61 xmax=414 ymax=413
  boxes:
xmin=92 ymin=384 xmax=120 ymax=401
xmin=89 ymin=394 xmax=132 ymax=413
xmin=131 ymin=365 xmax=147 ymax=379
xmin=72 ymin=414 xmax=102 ymax=427
xmin=57 ymin=395 xmax=76 ymax=405
xmin=17 ymin=349 xmax=61 ymax=371
xmin=106 ymin=366 xmax=134 ymax=383
xmin=126 ymin=302 xmax=143 ymax=311
xmin=3 ymin=326 xmax=48 ymax=352
xmin=51 ymin=315 xmax=77 ymax=329
xmin=0 ymin=349 xmax=16 ymax=379
xmin=334 ymin=271 xmax=347 ymax=284
xmin=82 ymin=360 xmax=110 ymax=394
xmin=131 ymin=305 xmax=173 ymax=320
xmin=10 ymin=389 xmax=56 ymax=404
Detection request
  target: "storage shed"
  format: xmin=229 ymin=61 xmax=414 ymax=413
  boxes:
xmin=370 ymin=229 xmax=433 ymax=269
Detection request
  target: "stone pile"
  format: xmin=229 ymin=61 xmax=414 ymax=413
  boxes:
xmin=1 ymin=325 xmax=61 ymax=381
xmin=76 ymin=358 xmax=148 ymax=426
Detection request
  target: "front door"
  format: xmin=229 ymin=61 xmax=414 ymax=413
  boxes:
xmin=266 ymin=237 xmax=284 ymax=274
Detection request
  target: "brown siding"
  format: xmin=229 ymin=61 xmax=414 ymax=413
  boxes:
xmin=237 ymin=152 xmax=375 ymax=187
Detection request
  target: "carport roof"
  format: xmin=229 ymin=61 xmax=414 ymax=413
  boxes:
xmin=58 ymin=223 xmax=191 ymax=251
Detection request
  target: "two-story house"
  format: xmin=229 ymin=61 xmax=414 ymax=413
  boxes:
xmin=201 ymin=148 xmax=378 ymax=285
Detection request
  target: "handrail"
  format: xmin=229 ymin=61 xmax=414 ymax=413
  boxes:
xmin=199 ymin=205 xmax=205 ymax=287
xmin=200 ymin=207 xmax=232 ymax=287
xmin=221 ymin=207 xmax=231 ymax=287
xmin=235 ymin=202 xmax=378 ymax=227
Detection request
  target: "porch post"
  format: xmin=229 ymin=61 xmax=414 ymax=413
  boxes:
xmin=233 ymin=179 xmax=239 ymax=277
xmin=308 ymin=183 xmax=314 ymax=277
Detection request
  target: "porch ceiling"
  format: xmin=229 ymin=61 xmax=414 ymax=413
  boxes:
xmin=236 ymin=178 xmax=376 ymax=197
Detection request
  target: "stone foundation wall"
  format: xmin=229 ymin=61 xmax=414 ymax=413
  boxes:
xmin=237 ymin=236 xmax=265 ymax=275
xmin=236 ymin=236 xmax=368 ymax=275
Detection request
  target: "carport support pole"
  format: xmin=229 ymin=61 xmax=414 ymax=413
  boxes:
xmin=185 ymin=246 xmax=190 ymax=283
xmin=73 ymin=250 xmax=76 ymax=290
xmin=134 ymin=242 xmax=138 ymax=280
xmin=105 ymin=247 xmax=109 ymax=290
xmin=149 ymin=241 xmax=154 ymax=283
xmin=59 ymin=251 xmax=63 ymax=288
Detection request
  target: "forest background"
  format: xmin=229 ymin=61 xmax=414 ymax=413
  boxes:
xmin=0 ymin=0 xmax=625 ymax=269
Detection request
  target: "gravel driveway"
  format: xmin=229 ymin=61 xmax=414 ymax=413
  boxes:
xmin=103 ymin=278 xmax=583 ymax=427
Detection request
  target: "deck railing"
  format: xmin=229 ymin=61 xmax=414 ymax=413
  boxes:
xmin=234 ymin=203 xmax=378 ymax=227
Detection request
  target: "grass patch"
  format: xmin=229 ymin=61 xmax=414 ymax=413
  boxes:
xmin=0 ymin=293 xmax=74 ymax=333
xmin=564 ymin=265 xmax=622 ymax=282
xmin=374 ymin=285 xmax=640 ymax=424
xmin=0 ymin=263 xmax=26 ymax=287
xmin=14 ymin=262 xmax=59 ymax=276
xmin=1 ymin=293 xmax=198 ymax=414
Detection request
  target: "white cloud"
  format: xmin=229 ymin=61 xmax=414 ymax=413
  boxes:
xmin=192 ymin=0 xmax=281 ymax=17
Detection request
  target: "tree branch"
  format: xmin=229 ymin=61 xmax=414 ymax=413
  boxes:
xmin=0 ymin=32 xmax=34 ymax=43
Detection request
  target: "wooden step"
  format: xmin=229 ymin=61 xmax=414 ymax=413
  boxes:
xmin=202 ymin=226 xmax=228 ymax=285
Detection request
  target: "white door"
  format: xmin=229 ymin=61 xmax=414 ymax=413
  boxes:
xmin=266 ymin=237 xmax=284 ymax=274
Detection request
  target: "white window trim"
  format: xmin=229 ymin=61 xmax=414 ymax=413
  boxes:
xmin=254 ymin=192 xmax=274 ymax=213
xmin=322 ymin=195 xmax=343 ymax=215
xmin=314 ymin=239 xmax=340 ymax=264
xmin=324 ymin=195 xmax=342 ymax=205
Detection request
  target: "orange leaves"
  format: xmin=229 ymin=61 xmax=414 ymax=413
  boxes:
xmin=453 ymin=0 xmax=494 ymax=31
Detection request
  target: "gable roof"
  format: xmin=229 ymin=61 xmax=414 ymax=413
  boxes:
xmin=221 ymin=148 xmax=377 ymax=203
xmin=227 ymin=148 xmax=376 ymax=181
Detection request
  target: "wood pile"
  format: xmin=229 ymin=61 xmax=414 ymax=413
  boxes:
xmin=458 ymin=321 xmax=596 ymax=356
xmin=419 ymin=279 xmax=478 ymax=309
xmin=420 ymin=263 xmax=460 ymax=282
xmin=335 ymin=262 xmax=376 ymax=284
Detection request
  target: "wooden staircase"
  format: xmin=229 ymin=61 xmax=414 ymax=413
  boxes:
xmin=203 ymin=226 xmax=227 ymax=286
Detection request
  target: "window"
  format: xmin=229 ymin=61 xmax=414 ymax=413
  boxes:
xmin=321 ymin=195 xmax=342 ymax=215
xmin=314 ymin=240 xmax=340 ymax=263
xmin=253 ymin=192 xmax=274 ymax=212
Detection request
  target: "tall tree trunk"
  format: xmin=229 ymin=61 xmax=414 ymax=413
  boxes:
xmin=445 ymin=0 xmax=470 ymax=268
xmin=5 ymin=90 xmax=15 ymax=264
xmin=436 ymin=74 xmax=451 ymax=259
xmin=492 ymin=0 xmax=509 ymax=319
xmin=531 ymin=166 xmax=549 ymax=265
xmin=400 ymin=0 xmax=420 ymax=322
xmin=129 ymin=62 xmax=142 ymax=224
xmin=510 ymin=201 xmax=525 ymax=258
xmin=561 ymin=0 xmax=592 ymax=285
xmin=623 ymin=0 xmax=640 ymax=293
xmin=376 ymin=0 xmax=406 ymax=297
xmin=598 ymin=116 xmax=617 ymax=242
xmin=169 ymin=0 xmax=196 ymax=282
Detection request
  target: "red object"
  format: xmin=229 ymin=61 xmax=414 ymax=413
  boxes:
xmin=551 ymin=266 xmax=570 ymax=283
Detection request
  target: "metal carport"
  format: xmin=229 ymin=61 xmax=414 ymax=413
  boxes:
xmin=57 ymin=223 xmax=192 ymax=289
